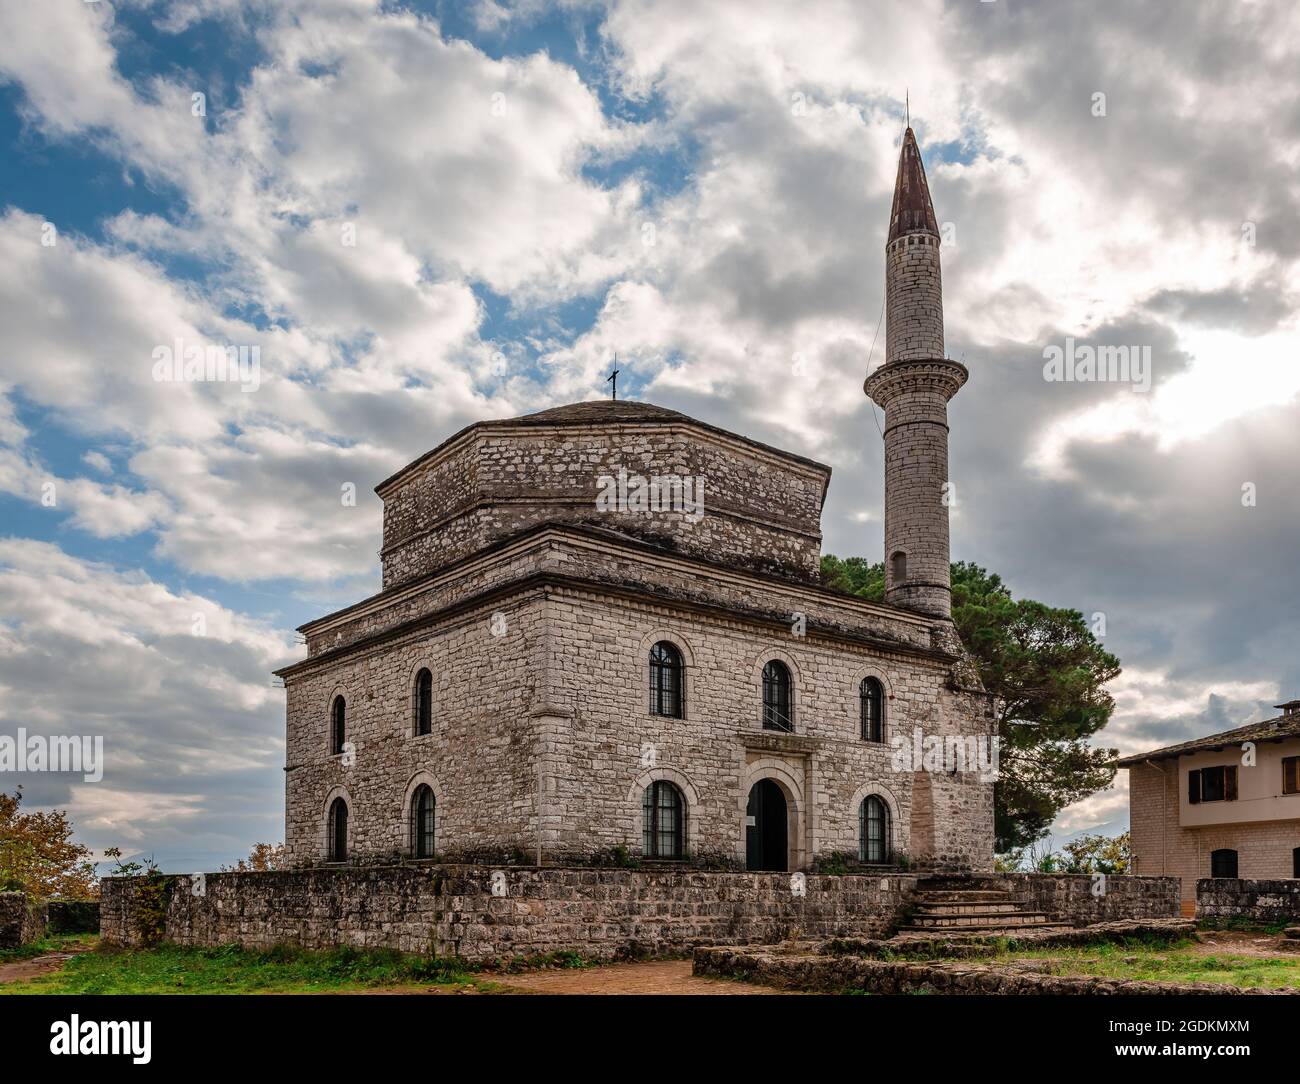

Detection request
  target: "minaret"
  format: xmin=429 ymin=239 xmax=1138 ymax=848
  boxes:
xmin=864 ymin=126 xmax=967 ymax=620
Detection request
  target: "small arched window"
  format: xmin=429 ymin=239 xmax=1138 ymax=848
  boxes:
xmin=859 ymin=796 xmax=890 ymax=864
xmin=1210 ymin=848 xmax=1238 ymax=878
xmin=327 ymin=797 xmax=348 ymax=861
xmin=413 ymin=668 xmax=433 ymax=736
xmin=642 ymin=780 xmax=685 ymax=859
xmin=649 ymin=641 xmax=684 ymax=718
xmin=762 ymin=660 xmax=793 ymax=732
xmin=890 ymin=550 xmax=908 ymax=584
xmin=410 ymin=784 xmax=436 ymax=858
xmin=860 ymin=677 xmax=885 ymax=742
xmin=330 ymin=695 xmax=346 ymax=755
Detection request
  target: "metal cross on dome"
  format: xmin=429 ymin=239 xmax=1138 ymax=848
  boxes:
xmin=606 ymin=355 xmax=619 ymax=401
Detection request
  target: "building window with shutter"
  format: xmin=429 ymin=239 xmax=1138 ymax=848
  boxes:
xmin=1283 ymin=755 xmax=1299 ymax=795
xmin=1188 ymin=764 xmax=1238 ymax=804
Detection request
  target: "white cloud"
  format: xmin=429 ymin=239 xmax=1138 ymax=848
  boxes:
xmin=0 ymin=538 xmax=293 ymax=847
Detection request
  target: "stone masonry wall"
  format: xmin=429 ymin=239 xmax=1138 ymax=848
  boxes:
xmin=885 ymin=233 xmax=944 ymax=364
xmin=0 ymin=892 xmax=48 ymax=948
xmin=1197 ymin=879 xmax=1300 ymax=924
xmin=99 ymin=867 xmax=918 ymax=961
xmin=376 ymin=422 xmax=828 ymax=590
xmin=542 ymin=589 xmax=993 ymax=870
xmin=283 ymin=589 xmax=549 ymax=866
xmin=284 ymin=569 xmax=994 ymax=871
xmin=283 ymin=524 xmax=993 ymax=871
xmin=1000 ymin=873 xmax=1180 ymax=925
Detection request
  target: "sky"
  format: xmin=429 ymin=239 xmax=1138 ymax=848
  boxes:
xmin=0 ymin=0 xmax=1298 ymax=870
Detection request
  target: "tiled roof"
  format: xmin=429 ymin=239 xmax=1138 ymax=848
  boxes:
xmin=887 ymin=127 xmax=939 ymax=244
xmin=514 ymin=401 xmax=690 ymax=425
xmin=1115 ymin=711 xmax=1300 ymax=766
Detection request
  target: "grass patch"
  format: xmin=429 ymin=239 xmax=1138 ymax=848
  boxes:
xmin=1 ymin=942 xmax=485 ymax=995
xmin=0 ymin=933 xmax=94 ymax=963
xmin=997 ymin=939 xmax=1300 ymax=990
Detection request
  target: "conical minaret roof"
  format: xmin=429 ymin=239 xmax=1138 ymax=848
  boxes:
xmin=886 ymin=127 xmax=938 ymax=244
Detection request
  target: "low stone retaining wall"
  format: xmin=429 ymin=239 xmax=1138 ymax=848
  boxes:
xmin=99 ymin=866 xmax=919 ymax=961
xmin=0 ymin=892 xmax=48 ymax=948
xmin=999 ymin=873 xmax=1180 ymax=925
xmin=1197 ymin=879 xmax=1300 ymax=924
xmin=693 ymin=936 xmax=1293 ymax=995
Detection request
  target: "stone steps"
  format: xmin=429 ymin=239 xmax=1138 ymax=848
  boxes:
xmin=901 ymin=877 xmax=1066 ymax=935
xmin=905 ymin=910 xmax=1058 ymax=929
xmin=915 ymin=890 xmax=1013 ymax=903
xmin=913 ymin=901 xmax=1024 ymax=915
xmin=895 ymin=922 xmax=1074 ymax=934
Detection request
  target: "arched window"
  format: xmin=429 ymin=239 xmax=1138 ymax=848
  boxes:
xmin=762 ymin=660 xmax=793 ymax=732
xmin=891 ymin=550 xmax=908 ymax=584
xmin=410 ymin=785 xmax=436 ymax=858
xmin=330 ymin=695 xmax=346 ymax=755
xmin=327 ymin=797 xmax=348 ymax=861
xmin=1210 ymin=848 xmax=1238 ymax=878
xmin=642 ymin=781 xmax=685 ymax=859
xmin=413 ymin=668 xmax=433 ymax=736
xmin=859 ymin=796 xmax=890 ymax=864
xmin=648 ymin=641 xmax=684 ymax=718
xmin=860 ymin=677 xmax=885 ymax=742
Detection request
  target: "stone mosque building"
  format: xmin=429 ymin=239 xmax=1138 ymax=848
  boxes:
xmin=275 ymin=128 xmax=996 ymax=873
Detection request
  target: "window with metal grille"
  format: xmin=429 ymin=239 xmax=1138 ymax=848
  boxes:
xmin=648 ymin=641 xmax=683 ymax=718
xmin=330 ymin=696 xmax=346 ymax=755
xmin=860 ymin=677 xmax=884 ymax=742
xmin=859 ymin=796 xmax=889 ymax=864
xmin=762 ymin=660 xmax=793 ymax=732
xmin=410 ymin=785 xmax=435 ymax=858
xmin=327 ymin=797 xmax=348 ymax=861
xmin=414 ymin=668 xmax=433 ymax=736
xmin=1210 ymin=848 xmax=1238 ymax=878
xmin=1188 ymin=765 xmax=1237 ymax=804
xmin=642 ymin=781 xmax=685 ymax=859
xmin=1283 ymin=756 xmax=1299 ymax=795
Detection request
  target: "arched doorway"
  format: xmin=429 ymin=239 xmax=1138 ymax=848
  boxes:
xmin=746 ymin=779 xmax=788 ymax=871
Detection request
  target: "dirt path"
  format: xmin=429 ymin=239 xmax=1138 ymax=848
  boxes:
xmin=0 ymin=937 xmax=96 ymax=985
xmin=485 ymin=959 xmax=786 ymax=995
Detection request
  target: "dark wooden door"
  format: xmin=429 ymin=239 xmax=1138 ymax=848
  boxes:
xmin=746 ymin=780 xmax=788 ymax=872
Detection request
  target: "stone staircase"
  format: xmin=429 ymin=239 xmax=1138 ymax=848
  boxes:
xmin=897 ymin=877 xmax=1072 ymax=935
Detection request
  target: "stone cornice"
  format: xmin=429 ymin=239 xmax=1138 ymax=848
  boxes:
xmin=276 ymin=565 xmax=957 ymax=681
xmin=298 ymin=521 xmax=932 ymax=637
xmin=863 ymin=358 xmax=968 ymax=406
